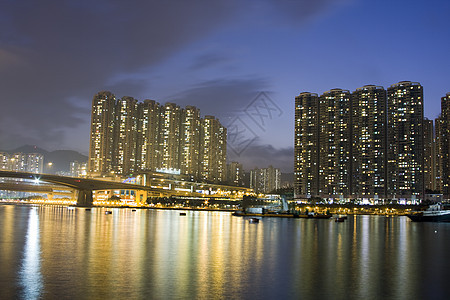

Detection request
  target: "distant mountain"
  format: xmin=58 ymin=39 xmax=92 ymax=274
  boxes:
xmin=10 ymin=144 xmax=49 ymax=155
xmin=45 ymin=150 xmax=88 ymax=173
xmin=1 ymin=145 xmax=87 ymax=173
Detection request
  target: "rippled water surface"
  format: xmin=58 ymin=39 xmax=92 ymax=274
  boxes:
xmin=1 ymin=204 xmax=449 ymax=299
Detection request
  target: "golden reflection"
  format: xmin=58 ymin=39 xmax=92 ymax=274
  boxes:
xmin=0 ymin=206 xmax=443 ymax=298
xmin=1 ymin=206 xmax=15 ymax=277
xmin=394 ymin=218 xmax=408 ymax=298
xmin=173 ymin=209 xmax=194 ymax=297
xmin=357 ymin=216 xmax=370 ymax=298
xmin=19 ymin=208 xmax=43 ymax=299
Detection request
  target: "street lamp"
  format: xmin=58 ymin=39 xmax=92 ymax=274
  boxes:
xmin=47 ymin=162 xmax=53 ymax=174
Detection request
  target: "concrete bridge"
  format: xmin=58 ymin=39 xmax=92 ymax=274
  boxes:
xmin=0 ymin=181 xmax=74 ymax=199
xmin=0 ymin=170 xmax=167 ymax=206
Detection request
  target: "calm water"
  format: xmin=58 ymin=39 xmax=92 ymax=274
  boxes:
xmin=1 ymin=205 xmax=449 ymax=300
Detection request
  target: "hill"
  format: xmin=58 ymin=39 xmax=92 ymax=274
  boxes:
xmin=45 ymin=150 xmax=88 ymax=173
xmin=9 ymin=144 xmax=49 ymax=155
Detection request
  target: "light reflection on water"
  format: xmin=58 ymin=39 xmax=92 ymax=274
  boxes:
xmin=1 ymin=205 xmax=450 ymax=299
xmin=19 ymin=207 xmax=43 ymax=299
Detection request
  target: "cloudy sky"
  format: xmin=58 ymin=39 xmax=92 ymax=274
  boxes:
xmin=1 ymin=0 xmax=449 ymax=172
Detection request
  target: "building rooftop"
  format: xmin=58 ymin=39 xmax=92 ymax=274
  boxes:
xmin=356 ymin=85 xmax=384 ymax=91
xmin=297 ymin=92 xmax=318 ymax=97
xmin=323 ymin=88 xmax=350 ymax=94
xmin=389 ymin=81 xmax=421 ymax=88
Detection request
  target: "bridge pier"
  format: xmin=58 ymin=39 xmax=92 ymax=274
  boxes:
xmin=136 ymin=190 xmax=148 ymax=205
xmin=77 ymin=189 xmax=93 ymax=207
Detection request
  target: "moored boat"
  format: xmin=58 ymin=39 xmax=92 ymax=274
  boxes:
xmin=311 ymin=213 xmax=332 ymax=219
xmin=407 ymin=204 xmax=450 ymax=222
xmin=232 ymin=210 xmax=332 ymax=219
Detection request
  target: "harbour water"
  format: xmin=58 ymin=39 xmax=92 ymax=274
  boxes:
xmin=1 ymin=204 xmax=449 ymax=299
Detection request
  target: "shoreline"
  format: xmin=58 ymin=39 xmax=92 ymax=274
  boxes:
xmin=0 ymin=200 xmax=423 ymax=216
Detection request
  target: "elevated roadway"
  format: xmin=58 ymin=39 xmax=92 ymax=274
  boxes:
xmin=0 ymin=170 xmax=253 ymax=206
xmin=0 ymin=170 xmax=169 ymax=206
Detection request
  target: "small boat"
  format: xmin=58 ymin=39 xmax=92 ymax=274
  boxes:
xmin=85 ymin=208 xmax=91 ymax=211
xmin=249 ymin=218 xmax=260 ymax=224
xmin=312 ymin=214 xmax=333 ymax=219
xmin=105 ymin=211 xmax=112 ymax=215
xmin=180 ymin=212 xmax=187 ymax=216
xmin=407 ymin=204 xmax=450 ymax=222
xmin=335 ymin=217 xmax=345 ymax=222
xmin=131 ymin=209 xmax=137 ymax=212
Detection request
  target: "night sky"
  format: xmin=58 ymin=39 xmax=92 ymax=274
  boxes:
xmin=1 ymin=0 xmax=449 ymax=172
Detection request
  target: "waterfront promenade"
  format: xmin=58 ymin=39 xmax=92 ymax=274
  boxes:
xmin=1 ymin=199 xmax=421 ymax=216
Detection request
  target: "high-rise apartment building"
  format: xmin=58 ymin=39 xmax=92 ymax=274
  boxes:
xmin=217 ymin=124 xmax=227 ymax=182
xmin=10 ymin=153 xmax=28 ymax=172
xmin=137 ymin=99 xmax=162 ymax=172
xmin=294 ymin=92 xmax=319 ymax=198
xmin=0 ymin=152 xmax=43 ymax=173
xmin=0 ymin=152 xmax=9 ymax=170
xmin=439 ymin=93 xmax=450 ymax=198
xmin=295 ymin=81 xmax=426 ymax=202
xmin=88 ymin=91 xmax=227 ymax=182
xmin=227 ymin=161 xmax=244 ymax=186
xmin=351 ymin=85 xmax=387 ymax=201
xmin=250 ymin=166 xmax=281 ymax=194
xmin=423 ymin=118 xmax=435 ymax=192
xmin=70 ymin=161 xmax=88 ymax=177
xmin=200 ymin=116 xmax=227 ymax=182
xmin=435 ymin=115 xmax=444 ymax=193
xmin=26 ymin=153 xmax=44 ymax=173
xmin=319 ymin=89 xmax=352 ymax=200
xmin=181 ymin=106 xmax=201 ymax=178
xmin=89 ymin=91 xmax=116 ymax=175
xmin=387 ymin=81 xmax=424 ymax=201
xmin=161 ymin=103 xmax=182 ymax=170
xmin=114 ymin=96 xmax=138 ymax=175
